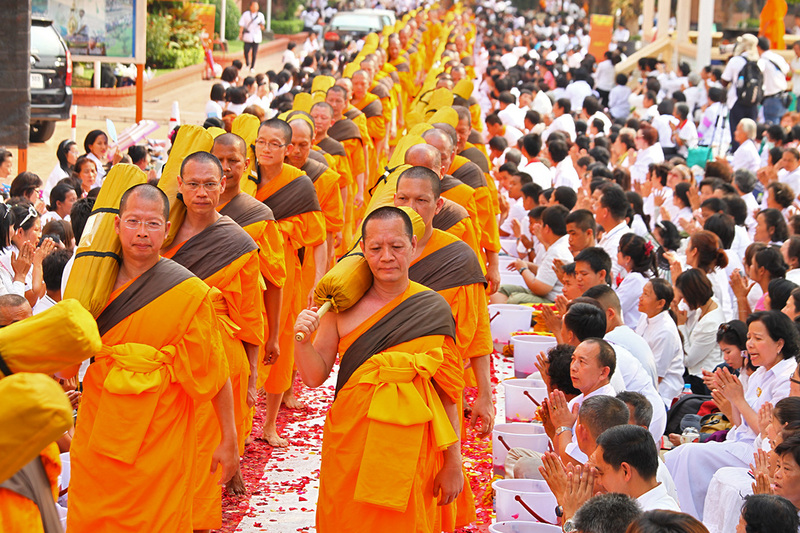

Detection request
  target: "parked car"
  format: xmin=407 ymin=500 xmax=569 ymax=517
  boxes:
xmin=323 ymin=10 xmax=396 ymax=51
xmin=30 ymin=17 xmax=73 ymax=143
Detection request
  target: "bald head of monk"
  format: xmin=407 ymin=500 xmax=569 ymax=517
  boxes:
xmin=211 ymin=133 xmax=249 ymax=199
xmin=116 ymin=184 xmax=171 ymax=265
xmin=310 ymin=102 xmax=334 ymax=142
xmin=361 ymin=206 xmax=416 ymax=285
xmin=404 ymin=144 xmax=442 ymax=177
xmin=351 ymin=70 xmax=369 ymax=101
xmin=394 ymin=167 xmax=442 ymax=241
xmin=0 ymin=294 xmax=32 ymax=326
xmin=452 ymin=105 xmax=472 ymax=153
xmin=256 ymin=118 xmax=294 ymax=176
xmin=326 ymin=85 xmax=348 ymax=120
xmin=421 ymin=128 xmax=454 ymax=178
xmin=287 ymin=118 xmax=314 ymax=169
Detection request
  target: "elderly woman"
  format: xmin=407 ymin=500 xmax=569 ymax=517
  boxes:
xmin=732 ymin=118 xmax=761 ymax=173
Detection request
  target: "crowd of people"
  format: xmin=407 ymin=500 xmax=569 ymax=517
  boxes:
xmin=9 ymin=1 xmax=800 ymax=532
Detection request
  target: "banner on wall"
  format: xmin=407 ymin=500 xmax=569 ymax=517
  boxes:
xmin=588 ymin=14 xmax=614 ymax=61
xmin=31 ymin=0 xmax=146 ymax=63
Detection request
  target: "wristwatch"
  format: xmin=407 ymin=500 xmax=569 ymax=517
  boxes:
xmin=555 ymin=425 xmax=572 ymax=437
xmin=518 ymin=266 xmax=528 ymax=274
xmin=563 ymin=519 xmax=577 ymax=532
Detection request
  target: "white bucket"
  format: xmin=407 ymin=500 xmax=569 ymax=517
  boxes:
xmin=492 ymin=423 xmax=549 ymax=477
xmin=503 ymin=379 xmax=548 ymax=423
xmin=500 ymin=237 xmax=521 ymax=258
xmin=493 ymin=479 xmax=559 ymax=523
xmin=489 ymin=521 xmax=562 ymax=533
xmin=500 ymin=270 xmax=526 ymax=287
xmin=511 ymin=335 xmax=558 ymax=378
xmin=489 ymin=304 xmax=533 ymax=344
xmin=499 ymin=255 xmax=517 ymax=269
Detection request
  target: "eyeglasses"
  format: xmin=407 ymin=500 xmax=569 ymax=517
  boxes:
xmin=122 ymin=218 xmax=164 ymax=232
xmin=254 ymin=139 xmax=289 ymax=150
xmin=19 ymin=204 xmax=37 ymax=228
xmin=182 ymin=181 xmax=221 ymax=192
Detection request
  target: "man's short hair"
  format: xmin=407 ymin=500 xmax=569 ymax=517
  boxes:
xmin=573 ymin=493 xmax=642 ymax=533
xmin=522 ymin=134 xmax=542 ymax=158
xmin=564 ymin=302 xmax=607 ymax=340
xmin=70 ymin=197 xmax=96 ymax=242
xmin=119 ymin=184 xmax=170 ymax=221
xmin=212 ymin=133 xmax=248 ymax=157
xmin=596 ymin=424 xmax=659 ymax=480
xmin=310 ymin=101 xmax=334 ymax=117
xmin=259 ymin=118 xmax=293 ymax=144
xmin=0 ymin=294 xmax=28 ymax=310
xmin=396 ymin=166 xmax=441 ymax=199
xmin=489 ymin=136 xmax=508 ymax=152
xmin=579 ymin=395 xmax=630 ymax=440
xmin=582 ymin=283 xmax=621 ymax=314
xmin=128 ymin=145 xmax=147 ymax=165
xmin=616 ymin=391 xmax=654 ymax=428
xmin=179 ymin=151 xmax=224 ymax=179
xmin=600 ymin=183 xmax=629 ymax=220
xmin=43 ymin=249 xmax=71 ymax=292
xmin=362 ymin=206 xmax=413 ymax=243
xmin=733 ymin=168 xmax=757 ymax=194
xmin=741 ymin=494 xmax=800 ymax=533
xmin=547 ymin=344 xmax=580 ymax=396
xmin=574 ymin=247 xmax=612 ymax=285
xmin=521 ymin=182 xmax=543 ymax=201
xmin=565 ymin=209 xmax=597 ymax=234
xmin=553 ymin=186 xmax=578 ymax=210
xmin=548 ymin=140 xmax=569 ymax=163
xmin=541 ymin=205 xmax=569 ymax=236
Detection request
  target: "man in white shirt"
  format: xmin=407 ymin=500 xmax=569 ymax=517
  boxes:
xmin=542 ymin=98 xmax=577 ymax=142
xmin=238 ymin=2 xmax=266 ymax=72
xmin=497 ymin=92 xmax=527 ymax=131
xmin=565 ymin=68 xmax=594 ymax=112
xmin=595 ymin=183 xmax=633 ymax=283
xmin=486 ymin=113 xmax=524 ymax=147
xmin=721 ymin=34 xmax=759 ymax=147
xmin=519 ymin=134 xmax=551 ymax=189
xmin=758 ymin=36 xmax=790 ymax=125
xmin=651 ymin=100 xmax=680 ymax=158
xmin=608 ymin=73 xmax=632 ymax=121
xmin=548 ymin=139 xmax=580 ymax=189
xmin=629 ymin=125 xmax=664 ymax=184
xmin=591 ymin=425 xmax=680 ymax=511
xmin=672 ymin=103 xmax=698 ymax=158
xmin=731 ymin=118 xmax=761 ymax=173
xmin=792 ymin=42 xmax=800 ymax=97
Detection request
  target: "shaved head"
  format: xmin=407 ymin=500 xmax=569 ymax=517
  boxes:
xmin=422 ymin=128 xmax=454 ymax=153
xmin=0 ymin=294 xmax=32 ymax=326
xmin=404 ymin=144 xmax=442 ymax=175
xmin=120 ymin=184 xmax=170 ymax=221
xmin=212 ymin=133 xmax=247 ymax=158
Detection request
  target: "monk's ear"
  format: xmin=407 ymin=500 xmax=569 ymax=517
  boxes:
xmin=114 ymin=215 xmax=121 ymax=236
xmin=219 ymin=175 xmax=227 ymax=194
xmin=434 ymin=197 xmax=444 ymax=215
xmin=410 ymin=234 xmax=418 ymax=250
xmin=284 ymin=143 xmax=294 ymax=157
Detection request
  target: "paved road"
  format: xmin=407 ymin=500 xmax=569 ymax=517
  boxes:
xmin=25 ymin=50 xmax=285 ymax=181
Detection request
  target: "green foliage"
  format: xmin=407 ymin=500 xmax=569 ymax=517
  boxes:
xmin=202 ymin=0 xmax=242 ymax=41
xmin=274 ymin=0 xmax=302 ymax=20
xmin=271 ymin=19 xmax=304 ymax=35
xmin=146 ymin=4 xmax=205 ymax=69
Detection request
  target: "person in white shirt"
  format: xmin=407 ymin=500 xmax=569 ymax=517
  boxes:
xmin=486 ymin=113 xmax=524 ymax=147
xmin=696 ymin=87 xmax=731 ymax=153
xmin=518 ymin=134 xmax=551 ymax=190
xmin=671 ymin=103 xmax=698 ymax=158
xmin=548 ymin=139 xmax=580 ymax=189
xmin=721 ymin=34 xmax=760 ymax=146
xmin=542 ymin=98 xmax=577 ymax=142
xmin=666 ymin=311 xmax=798 ymax=520
xmin=637 ymin=279 xmax=685 ymax=406
xmin=608 ymin=73 xmax=632 ymax=121
xmin=615 ymin=233 xmax=655 ymax=328
xmin=493 ymin=205 xmax=573 ymax=304
xmin=592 ymin=425 xmax=681 ymax=511
xmin=595 ymin=183 xmax=633 ymax=284
xmin=629 ymin=125 xmax=664 ymax=185
xmin=565 ymin=68 xmax=594 ymax=112
xmin=32 ymin=248 xmax=69 ymax=315
xmin=238 ymin=2 xmax=266 ymax=72
xmin=732 ymin=119 xmax=761 ymax=173
xmin=792 ymin=42 xmax=800 ymax=97
xmin=778 ymin=148 xmax=800 ymax=195
xmin=757 ymin=36 xmax=791 ymax=125
xmin=497 ymin=92 xmax=527 ymax=131
xmin=593 ymin=52 xmax=617 ymax=106
xmin=651 ymin=101 xmax=680 ymax=158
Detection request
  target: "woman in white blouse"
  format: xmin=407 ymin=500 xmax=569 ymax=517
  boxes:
xmin=666 ymin=311 xmax=799 ymax=519
xmin=616 ymin=233 xmax=656 ymax=328
xmin=0 ymin=203 xmax=31 ymax=297
xmin=674 ymin=269 xmax=724 ymax=393
xmin=671 ymin=230 xmax=734 ymax=321
xmin=637 ymin=278 xmax=685 ymax=407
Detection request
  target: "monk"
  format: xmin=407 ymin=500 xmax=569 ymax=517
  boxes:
xmin=253 ymin=118 xmax=326 ymax=447
xmin=159 ymin=151 xmax=263 ymax=529
xmin=393 ymin=167 xmax=495 ymax=530
xmin=404 ymin=144 xmax=482 ymax=264
xmin=68 ymin=184 xmax=237 ymax=532
xmin=351 ymin=69 xmax=386 ymax=171
xmin=327 ymin=85 xmax=366 ymax=211
xmin=294 ymin=206 xmax=464 ymax=532
xmin=211 ymin=135 xmax=286 ymax=434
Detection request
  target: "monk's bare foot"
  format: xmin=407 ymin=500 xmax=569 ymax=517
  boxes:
xmin=282 ymin=390 xmax=306 ymax=410
xmin=259 ymin=427 xmax=289 ymax=447
xmin=225 ymin=469 xmax=247 ymax=496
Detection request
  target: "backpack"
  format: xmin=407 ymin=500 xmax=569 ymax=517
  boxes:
xmin=736 ymin=59 xmax=764 ymax=107
xmin=664 ymin=394 xmax=712 ymax=435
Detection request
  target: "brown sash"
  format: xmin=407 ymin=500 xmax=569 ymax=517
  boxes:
xmin=336 ymin=289 xmax=455 ymax=395
xmin=370 ymin=82 xmax=390 ymax=100
xmin=302 ymin=158 xmax=329 ymax=183
xmin=96 ymin=258 xmax=195 ymax=336
xmin=440 ymin=174 xmax=467 ymax=193
xmin=467 ymin=129 xmax=484 ymax=145
xmin=0 ymin=457 xmax=63 ymax=533
xmin=460 ymin=146 xmax=490 ymax=173
xmin=344 ymin=108 xmax=363 ymax=121
xmin=361 ymin=99 xmax=383 ymax=119
xmin=317 ymin=136 xmax=347 ymax=158
xmin=219 ymin=192 xmax=275 ymax=227
xmin=393 ymin=60 xmax=410 ymax=73
xmin=329 ymin=118 xmax=362 ymax=143
xmin=453 ymin=159 xmax=488 ymax=189
xmin=307 ymin=149 xmax=329 ymax=166
xmin=409 ymin=240 xmax=487 ymax=292
xmin=432 ymin=199 xmax=469 ymax=231
xmin=390 ymin=71 xmax=400 ymax=84
xmin=169 ymin=216 xmax=257 ymax=281
xmin=262 ymin=174 xmax=321 ymax=220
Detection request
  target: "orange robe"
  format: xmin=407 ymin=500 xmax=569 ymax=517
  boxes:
xmin=68 ymin=261 xmax=228 ymax=532
xmin=162 ymin=217 xmax=263 ymax=529
xmin=316 ymin=282 xmax=461 ymax=533
xmin=0 ymin=443 xmax=61 ymax=533
xmin=302 ymin=157 xmax=344 ymax=283
xmin=255 ymin=164 xmax=326 ymax=393
xmin=449 ymin=157 xmax=501 ymax=257
xmin=330 ymin=117 xmax=367 ymax=251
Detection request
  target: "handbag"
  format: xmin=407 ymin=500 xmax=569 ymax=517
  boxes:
xmin=688 ymin=107 xmax=727 ymax=168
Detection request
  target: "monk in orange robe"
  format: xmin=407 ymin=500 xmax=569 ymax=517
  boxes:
xmin=68 ymin=184 xmax=237 ymax=533
xmin=394 ymin=167 xmax=496 ymax=531
xmin=351 ymin=69 xmax=386 ymax=184
xmin=212 ymin=135 xmax=286 ymax=448
xmin=388 ymin=34 xmax=416 ymax=108
xmin=0 ymin=443 xmax=62 ymax=533
xmin=293 ymin=206 xmax=465 ymax=532
xmin=253 ymin=118 xmax=326 ymax=447
xmin=159 ymin=152 xmax=263 ymax=529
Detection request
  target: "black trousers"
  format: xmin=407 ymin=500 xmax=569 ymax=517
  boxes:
xmin=243 ymin=41 xmax=259 ymax=69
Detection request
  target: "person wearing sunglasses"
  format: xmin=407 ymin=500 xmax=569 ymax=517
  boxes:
xmin=0 ymin=202 xmax=55 ymax=308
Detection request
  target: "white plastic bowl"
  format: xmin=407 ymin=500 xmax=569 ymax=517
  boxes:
xmin=492 ymin=423 xmax=549 ymax=477
xmin=489 ymin=304 xmax=533 ymax=344
xmin=511 ymin=335 xmax=557 ymax=378
xmin=493 ymin=479 xmax=558 ymax=523
xmin=503 ymin=379 xmax=548 ymax=423
xmin=489 ymin=521 xmax=562 ymax=533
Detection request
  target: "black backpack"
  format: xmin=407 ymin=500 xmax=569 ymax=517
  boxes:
xmin=736 ymin=59 xmax=764 ymax=107
xmin=664 ymin=394 xmax=712 ymax=435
